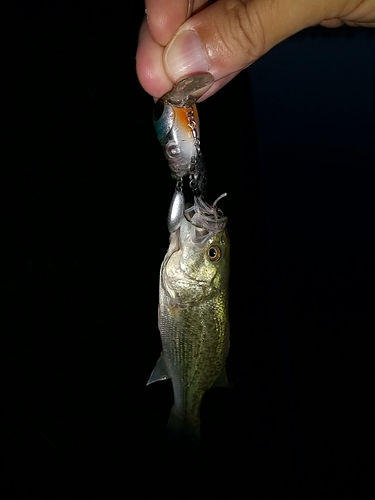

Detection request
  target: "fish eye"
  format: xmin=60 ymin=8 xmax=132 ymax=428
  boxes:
xmin=207 ymin=245 xmax=221 ymax=262
xmin=153 ymin=99 xmax=164 ymax=121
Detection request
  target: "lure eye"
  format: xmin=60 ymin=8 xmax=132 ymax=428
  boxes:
xmin=207 ymin=245 xmax=221 ymax=262
xmin=166 ymin=141 xmax=181 ymax=158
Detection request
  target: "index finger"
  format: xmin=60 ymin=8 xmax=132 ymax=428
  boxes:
xmin=145 ymin=0 xmax=192 ymax=46
xmin=145 ymin=0 xmax=190 ymax=47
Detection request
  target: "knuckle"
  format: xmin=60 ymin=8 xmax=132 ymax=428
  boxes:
xmin=223 ymin=0 xmax=267 ymax=61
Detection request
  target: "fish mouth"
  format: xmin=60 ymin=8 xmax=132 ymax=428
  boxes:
xmin=161 ymin=228 xmax=206 ymax=303
xmin=184 ymin=195 xmax=228 ymax=240
xmin=161 ymin=195 xmax=228 ymax=297
xmin=167 ymin=226 xmax=181 ymax=255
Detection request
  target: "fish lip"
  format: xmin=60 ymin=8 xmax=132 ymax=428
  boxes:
xmin=161 ymin=225 xmax=210 ymax=299
xmin=162 ymin=264 xmax=210 ymax=306
xmin=178 ymin=264 xmax=208 ymax=285
xmin=162 ymin=247 xmax=208 ymax=288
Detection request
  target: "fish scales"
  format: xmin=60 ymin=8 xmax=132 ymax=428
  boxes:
xmin=159 ymin=284 xmax=229 ymax=438
xmin=159 ymin=291 xmax=229 ymax=401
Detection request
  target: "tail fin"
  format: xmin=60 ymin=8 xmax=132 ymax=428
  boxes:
xmin=166 ymin=405 xmax=200 ymax=444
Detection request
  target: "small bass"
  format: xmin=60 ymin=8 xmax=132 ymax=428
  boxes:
xmin=147 ymin=196 xmax=230 ymax=442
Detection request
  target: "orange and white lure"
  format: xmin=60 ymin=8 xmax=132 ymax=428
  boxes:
xmin=153 ymin=73 xmax=213 ymax=200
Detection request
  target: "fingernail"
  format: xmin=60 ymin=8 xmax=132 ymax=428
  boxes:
xmin=164 ymin=30 xmax=209 ymax=81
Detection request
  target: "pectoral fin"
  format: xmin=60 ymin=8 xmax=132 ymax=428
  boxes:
xmin=146 ymin=352 xmax=170 ymax=386
xmin=212 ymin=365 xmax=231 ymax=388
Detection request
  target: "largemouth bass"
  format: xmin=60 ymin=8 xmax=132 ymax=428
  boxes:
xmin=147 ymin=196 xmax=230 ymax=442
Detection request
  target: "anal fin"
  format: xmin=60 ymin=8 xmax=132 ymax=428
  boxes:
xmin=212 ymin=365 xmax=232 ymax=388
xmin=146 ymin=352 xmax=170 ymax=386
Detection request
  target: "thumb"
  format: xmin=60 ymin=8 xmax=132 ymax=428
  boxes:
xmin=163 ymin=0 xmax=338 ymax=98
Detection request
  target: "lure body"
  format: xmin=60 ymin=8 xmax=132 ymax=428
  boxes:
xmin=153 ymin=73 xmax=214 ymax=196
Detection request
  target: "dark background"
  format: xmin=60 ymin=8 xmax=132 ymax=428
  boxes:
xmin=1 ymin=1 xmax=374 ymax=498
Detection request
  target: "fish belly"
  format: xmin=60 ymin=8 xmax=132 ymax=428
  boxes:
xmin=159 ymin=289 xmax=229 ymax=440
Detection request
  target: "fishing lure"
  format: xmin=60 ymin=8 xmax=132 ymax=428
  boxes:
xmin=153 ymin=73 xmax=214 ymax=232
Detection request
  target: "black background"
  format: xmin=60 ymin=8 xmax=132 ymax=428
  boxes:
xmin=1 ymin=1 xmax=374 ymax=498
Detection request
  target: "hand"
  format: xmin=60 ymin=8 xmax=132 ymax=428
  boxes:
xmin=136 ymin=0 xmax=375 ymax=101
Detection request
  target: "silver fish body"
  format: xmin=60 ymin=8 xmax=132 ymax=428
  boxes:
xmin=147 ymin=197 xmax=230 ymax=441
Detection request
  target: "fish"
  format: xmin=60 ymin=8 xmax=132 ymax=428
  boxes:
xmin=147 ymin=195 xmax=230 ymax=442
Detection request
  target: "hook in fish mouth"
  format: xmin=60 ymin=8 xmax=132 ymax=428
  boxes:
xmin=185 ymin=195 xmax=228 ymax=236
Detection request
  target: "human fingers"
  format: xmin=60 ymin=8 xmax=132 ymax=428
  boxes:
xmin=137 ymin=0 xmax=375 ymax=100
xmin=136 ymin=18 xmax=172 ymax=99
xmin=137 ymin=1 xmax=210 ymax=98
xmin=162 ymin=0 xmax=375 ymax=100
xmin=145 ymin=0 xmax=193 ymax=47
